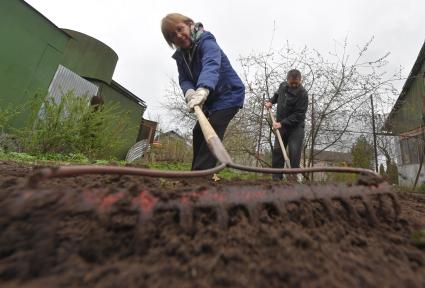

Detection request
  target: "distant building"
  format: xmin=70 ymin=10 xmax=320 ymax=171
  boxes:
xmin=308 ymin=150 xmax=352 ymax=166
xmin=383 ymin=41 xmax=425 ymax=186
xmin=150 ymin=130 xmax=191 ymax=162
xmin=125 ymin=119 xmax=158 ymax=163
xmin=0 ymin=0 xmax=153 ymax=158
xmin=305 ymin=150 xmax=353 ymax=181
xmin=157 ymin=130 xmax=187 ymax=142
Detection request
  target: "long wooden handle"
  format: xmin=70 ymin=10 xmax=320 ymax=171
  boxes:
xmin=194 ymin=106 xmax=232 ymax=164
xmin=194 ymin=106 xmax=217 ymax=141
xmin=268 ymin=109 xmax=291 ymax=168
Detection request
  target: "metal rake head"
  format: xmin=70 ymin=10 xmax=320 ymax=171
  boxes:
xmin=79 ymin=182 xmax=399 ymax=231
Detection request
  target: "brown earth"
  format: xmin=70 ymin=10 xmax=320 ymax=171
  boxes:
xmin=0 ymin=160 xmax=425 ymax=288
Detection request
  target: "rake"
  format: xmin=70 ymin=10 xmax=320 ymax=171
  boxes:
xmin=26 ymin=105 xmax=400 ymax=228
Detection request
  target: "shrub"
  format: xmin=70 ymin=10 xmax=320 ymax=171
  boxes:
xmin=16 ymin=91 xmax=132 ymax=160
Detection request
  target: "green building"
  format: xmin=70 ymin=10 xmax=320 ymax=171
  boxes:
xmin=0 ymin=0 xmax=148 ymax=158
xmin=384 ymin=41 xmax=425 ymax=186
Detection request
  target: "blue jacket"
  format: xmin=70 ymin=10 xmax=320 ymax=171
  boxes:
xmin=172 ymin=32 xmax=245 ymax=113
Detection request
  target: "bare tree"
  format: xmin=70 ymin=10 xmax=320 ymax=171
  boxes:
xmin=238 ymin=37 xmax=399 ymax=168
xmin=162 ymin=37 xmax=399 ymax=168
xmin=162 ymin=78 xmax=197 ymax=129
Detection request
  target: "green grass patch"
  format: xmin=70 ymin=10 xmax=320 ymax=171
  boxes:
xmin=0 ymin=150 xmax=126 ymax=166
xmin=146 ymin=161 xmax=269 ymax=180
xmin=411 ymin=229 xmax=425 ymax=249
xmin=0 ymin=151 xmax=269 ymax=181
xmin=147 ymin=162 xmax=192 ymax=171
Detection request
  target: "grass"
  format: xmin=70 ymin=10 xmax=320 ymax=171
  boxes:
xmin=412 ymin=185 xmax=425 ymax=194
xmin=147 ymin=162 xmax=191 ymax=171
xmin=0 ymin=150 xmax=276 ymax=181
xmin=147 ymin=161 xmax=270 ymax=180
xmin=0 ymin=150 xmax=126 ymax=166
xmin=411 ymin=229 xmax=425 ymax=249
xmin=0 ymin=150 xmax=270 ymax=181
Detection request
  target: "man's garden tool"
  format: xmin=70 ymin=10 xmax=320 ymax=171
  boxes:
xmin=267 ymin=108 xmax=291 ymax=168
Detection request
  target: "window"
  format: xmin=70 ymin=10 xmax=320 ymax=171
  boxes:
xmin=400 ymin=135 xmax=424 ymax=165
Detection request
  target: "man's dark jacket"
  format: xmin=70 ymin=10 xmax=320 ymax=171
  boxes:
xmin=271 ymin=82 xmax=308 ymax=129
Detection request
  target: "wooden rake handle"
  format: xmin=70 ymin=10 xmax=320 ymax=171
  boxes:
xmin=268 ymin=108 xmax=291 ymax=168
xmin=193 ymin=106 xmax=232 ymax=165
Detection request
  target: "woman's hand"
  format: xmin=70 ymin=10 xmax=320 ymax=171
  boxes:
xmin=187 ymin=88 xmax=209 ymax=112
xmin=264 ymin=101 xmax=273 ymax=109
xmin=272 ymin=122 xmax=282 ymax=129
xmin=185 ymin=89 xmax=196 ymax=103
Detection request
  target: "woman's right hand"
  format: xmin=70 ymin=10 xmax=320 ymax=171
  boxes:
xmin=185 ymin=89 xmax=196 ymax=103
xmin=264 ymin=101 xmax=273 ymax=109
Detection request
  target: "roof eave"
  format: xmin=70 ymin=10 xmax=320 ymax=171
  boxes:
xmin=384 ymin=40 xmax=425 ymax=130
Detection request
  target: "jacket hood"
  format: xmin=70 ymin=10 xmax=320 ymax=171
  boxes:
xmin=172 ymin=32 xmax=216 ymax=60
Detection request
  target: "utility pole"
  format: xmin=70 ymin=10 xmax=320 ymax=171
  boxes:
xmin=370 ymin=94 xmax=379 ymax=172
xmin=310 ymin=93 xmax=315 ymax=181
xmin=256 ymin=93 xmax=266 ymax=167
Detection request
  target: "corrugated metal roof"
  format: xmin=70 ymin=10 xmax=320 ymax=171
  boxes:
xmin=48 ymin=65 xmax=99 ymax=102
xmin=126 ymin=139 xmax=149 ymax=162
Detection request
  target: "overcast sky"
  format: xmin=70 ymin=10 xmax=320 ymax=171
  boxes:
xmin=25 ymin=0 xmax=425 ymax=129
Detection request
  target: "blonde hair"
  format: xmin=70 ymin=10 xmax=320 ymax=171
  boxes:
xmin=161 ymin=13 xmax=194 ymax=48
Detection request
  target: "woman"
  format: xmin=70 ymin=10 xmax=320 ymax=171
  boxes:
xmin=161 ymin=13 xmax=245 ymax=170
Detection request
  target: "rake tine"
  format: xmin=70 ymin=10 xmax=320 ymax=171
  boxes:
xmin=299 ymin=201 xmax=316 ymax=227
xmin=387 ymin=194 xmax=401 ymax=221
xmin=319 ymin=199 xmax=336 ymax=221
xmin=180 ymin=207 xmax=193 ymax=233
xmin=276 ymin=201 xmax=289 ymax=222
xmin=216 ymin=205 xmax=229 ymax=229
xmin=375 ymin=193 xmax=397 ymax=221
xmin=285 ymin=200 xmax=302 ymax=223
xmin=138 ymin=211 xmax=151 ymax=225
xmin=266 ymin=202 xmax=281 ymax=219
xmin=361 ymin=196 xmax=378 ymax=226
xmin=338 ymin=197 xmax=360 ymax=223
xmin=247 ymin=203 xmax=260 ymax=225
xmin=376 ymin=194 xmax=385 ymax=214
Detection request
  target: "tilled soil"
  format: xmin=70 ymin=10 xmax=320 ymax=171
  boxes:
xmin=1 ymin=160 xmax=425 ymax=288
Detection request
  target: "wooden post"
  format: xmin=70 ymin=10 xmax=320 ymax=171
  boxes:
xmin=256 ymin=94 xmax=266 ymax=167
xmin=370 ymin=95 xmax=379 ymax=172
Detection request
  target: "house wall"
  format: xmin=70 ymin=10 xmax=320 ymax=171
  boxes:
xmin=387 ymin=44 xmax=425 ymax=186
xmin=395 ymin=134 xmax=425 ymax=186
xmin=1 ymin=0 xmax=146 ymax=159
xmin=0 ymin=0 xmax=70 ymax=128
xmin=94 ymin=81 xmax=145 ymax=158
xmin=398 ymin=163 xmax=425 ymax=187
xmin=390 ymin=62 xmax=425 ymax=134
xmin=61 ymin=29 xmax=118 ymax=84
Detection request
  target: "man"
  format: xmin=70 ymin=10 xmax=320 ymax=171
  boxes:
xmin=264 ymin=69 xmax=308 ymax=180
